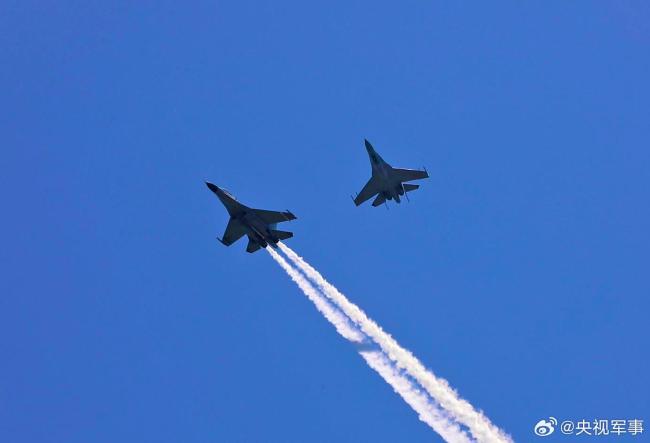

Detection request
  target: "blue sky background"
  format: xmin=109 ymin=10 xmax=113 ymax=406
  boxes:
xmin=2 ymin=2 xmax=649 ymax=442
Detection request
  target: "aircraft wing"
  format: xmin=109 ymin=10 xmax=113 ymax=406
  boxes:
xmin=392 ymin=168 xmax=429 ymax=182
xmin=354 ymin=176 xmax=381 ymax=206
xmin=252 ymin=208 xmax=297 ymax=225
xmin=220 ymin=218 xmax=247 ymax=246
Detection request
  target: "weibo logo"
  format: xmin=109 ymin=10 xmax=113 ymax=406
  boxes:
xmin=534 ymin=417 xmax=557 ymax=437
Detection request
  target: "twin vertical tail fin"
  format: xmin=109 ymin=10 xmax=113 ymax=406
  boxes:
xmin=246 ymin=230 xmax=292 ymax=253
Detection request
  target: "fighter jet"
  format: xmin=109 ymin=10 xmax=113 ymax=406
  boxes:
xmin=206 ymin=182 xmax=296 ymax=253
xmin=352 ymin=139 xmax=429 ymax=207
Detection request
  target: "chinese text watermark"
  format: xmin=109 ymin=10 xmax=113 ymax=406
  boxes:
xmin=534 ymin=417 xmax=643 ymax=437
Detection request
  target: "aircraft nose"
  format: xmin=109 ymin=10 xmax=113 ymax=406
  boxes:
xmin=205 ymin=182 xmax=219 ymax=193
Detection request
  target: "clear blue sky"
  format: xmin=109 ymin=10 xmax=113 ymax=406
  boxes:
xmin=2 ymin=2 xmax=648 ymax=442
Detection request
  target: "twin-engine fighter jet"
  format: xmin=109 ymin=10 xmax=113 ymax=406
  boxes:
xmin=207 ymin=139 xmax=427 ymax=253
xmin=206 ymin=182 xmax=296 ymax=253
xmin=353 ymin=139 xmax=429 ymax=207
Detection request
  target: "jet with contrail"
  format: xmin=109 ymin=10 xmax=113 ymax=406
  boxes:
xmin=205 ymin=182 xmax=297 ymax=253
xmin=352 ymin=139 xmax=429 ymax=207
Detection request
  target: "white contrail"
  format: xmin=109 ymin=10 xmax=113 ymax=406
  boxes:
xmin=266 ymin=246 xmax=364 ymax=343
xmin=278 ymin=243 xmax=512 ymax=443
xmin=267 ymin=247 xmax=473 ymax=442
xmin=360 ymin=350 xmax=474 ymax=443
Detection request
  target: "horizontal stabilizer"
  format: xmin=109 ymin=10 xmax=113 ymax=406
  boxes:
xmin=271 ymin=229 xmax=293 ymax=241
xmin=403 ymin=184 xmax=419 ymax=192
xmin=372 ymin=194 xmax=387 ymax=207
xmin=246 ymin=238 xmax=262 ymax=253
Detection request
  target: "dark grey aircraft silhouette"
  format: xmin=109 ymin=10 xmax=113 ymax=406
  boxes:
xmin=206 ymin=182 xmax=296 ymax=253
xmin=353 ymin=139 xmax=429 ymax=207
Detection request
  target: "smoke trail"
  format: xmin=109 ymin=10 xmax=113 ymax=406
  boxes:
xmin=360 ymin=350 xmax=474 ymax=443
xmin=278 ymin=243 xmax=512 ymax=443
xmin=266 ymin=246 xmax=364 ymax=343
xmin=267 ymin=247 xmax=473 ymax=442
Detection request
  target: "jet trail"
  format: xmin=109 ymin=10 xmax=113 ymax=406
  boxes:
xmin=266 ymin=247 xmax=364 ymax=343
xmin=267 ymin=247 xmax=473 ymax=442
xmin=360 ymin=350 xmax=474 ymax=443
xmin=277 ymin=243 xmax=512 ymax=443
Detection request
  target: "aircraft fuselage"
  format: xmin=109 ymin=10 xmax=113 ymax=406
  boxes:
xmin=367 ymin=143 xmax=406 ymax=203
xmin=236 ymin=210 xmax=280 ymax=247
